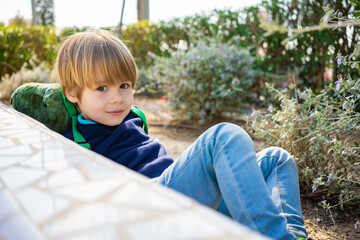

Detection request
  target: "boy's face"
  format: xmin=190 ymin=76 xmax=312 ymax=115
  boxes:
xmin=67 ymin=78 xmax=134 ymax=126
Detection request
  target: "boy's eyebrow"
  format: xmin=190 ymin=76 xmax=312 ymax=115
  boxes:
xmin=94 ymin=80 xmax=106 ymax=86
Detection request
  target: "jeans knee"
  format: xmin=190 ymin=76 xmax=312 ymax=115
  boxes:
xmin=210 ymin=122 xmax=255 ymax=150
xmin=259 ymin=146 xmax=297 ymax=168
xmin=212 ymin=122 xmax=248 ymax=138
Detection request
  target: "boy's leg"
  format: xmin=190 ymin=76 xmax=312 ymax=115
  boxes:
xmin=256 ymin=147 xmax=307 ymax=238
xmin=154 ymin=123 xmax=295 ymax=240
xmin=218 ymin=147 xmax=308 ymax=238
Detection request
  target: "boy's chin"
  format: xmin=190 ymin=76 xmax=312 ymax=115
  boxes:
xmin=100 ymin=119 xmax=125 ymax=126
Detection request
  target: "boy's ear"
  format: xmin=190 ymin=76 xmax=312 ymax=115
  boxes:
xmin=64 ymin=89 xmax=79 ymax=104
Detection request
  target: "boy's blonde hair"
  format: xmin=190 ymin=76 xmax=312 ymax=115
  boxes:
xmin=55 ymin=29 xmax=137 ymax=98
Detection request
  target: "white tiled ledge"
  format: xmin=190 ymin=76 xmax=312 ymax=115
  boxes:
xmin=0 ymin=103 xmax=269 ymax=240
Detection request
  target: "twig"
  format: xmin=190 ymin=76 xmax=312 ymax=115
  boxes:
xmin=0 ymin=61 xmax=17 ymax=72
xmin=329 ymin=195 xmax=360 ymax=208
xmin=326 ymin=208 xmax=337 ymax=229
xmin=260 ymin=18 xmax=360 ymax=35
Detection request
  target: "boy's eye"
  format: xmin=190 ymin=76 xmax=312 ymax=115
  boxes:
xmin=96 ymin=86 xmax=107 ymax=91
xmin=120 ymin=83 xmax=130 ymax=89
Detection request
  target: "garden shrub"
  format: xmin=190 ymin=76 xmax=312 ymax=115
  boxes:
xmin=242 ymin=0 xmax=360 ymax=93
xmin=151 ymin=38 xmax=257 ymax=123
xmin=160 ymin=9 xmax=249 ymax=45
xmin=135 ymin=66 xmax=164 ymax=96
xmin=247 ymin=2 xmax=360 ymax=208
xmin=122 ymin=4 xmax=359 ymax=97
xmin=122 ymin=20 xmax=166 ymax=68
xmin=0 ymin=60 xmax=54 ymax=100
xmin=247 ymin=79 xmax=360 ymax=207
xmin=122 ymin=9 xmax=257 ymax=69
xmin=0 ymin=25 xmax=59 ymax=79
xmin=58 ymin=26 xmax=95 ymax=38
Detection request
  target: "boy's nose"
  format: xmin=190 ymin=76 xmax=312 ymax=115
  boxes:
xmin=110 ymin=90 xmax=123 ymax=103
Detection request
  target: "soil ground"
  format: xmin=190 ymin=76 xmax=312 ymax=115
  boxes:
xmin=134 ymin=95 xmax=360 ymax=240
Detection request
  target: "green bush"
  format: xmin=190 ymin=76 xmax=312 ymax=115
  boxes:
xmin=58 ymin=26 xmax=94 ymax=38
xmin=135 ymin=66 xmax=164 ymax=96
xmin=0 ymin=60 xmax=54 ymax=100
xmin=0 ymin=25 xmax=59 ymax=79
xmin=122 ymin=20 xmax=166 ymax=68
xmin=151 ymin=38 xmax=257 ymax=123
xmin=247 ymin=79 xmax=360 ymax=207
xmin=246 ymin=2 xmax=360 ymax=208
xmin=122 ymin=10 xmax=252 ymax=68
xmin=157 ymin=9 xmax=249 ymax=46
xmin=123 ymin=4 xmax=359 ymax=97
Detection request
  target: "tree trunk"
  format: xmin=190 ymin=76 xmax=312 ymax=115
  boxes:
xmin=137 ymin=0 xmax=149 ymax=21
xmin=31 ymin=0 xmax=37 ymax=26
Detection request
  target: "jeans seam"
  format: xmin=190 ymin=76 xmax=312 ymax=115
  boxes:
xmin=217 ymin=137 xmax=257 ymax=228
xmin=259 ymin=153 xmax=289 ymax=222
xmin=275 ymin=155 xmax=287 ymax=219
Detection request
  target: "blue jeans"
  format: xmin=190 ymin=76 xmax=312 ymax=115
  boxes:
xmin=154 ymin=123 xmax=307 ymax=240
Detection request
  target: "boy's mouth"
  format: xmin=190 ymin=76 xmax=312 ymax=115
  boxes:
xmin=107 ymin=110 xmax=124 ymax=116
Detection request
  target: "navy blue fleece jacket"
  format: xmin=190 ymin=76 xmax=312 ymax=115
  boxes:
xmin=63 ymin=111 xmax=174 ymax=178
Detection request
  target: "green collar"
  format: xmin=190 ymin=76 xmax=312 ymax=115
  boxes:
xmin=61 ymin=89 xmax=91 ymax=149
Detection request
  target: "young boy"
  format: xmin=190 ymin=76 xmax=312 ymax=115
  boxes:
xmin=56 ymin=30 xmax=309 ymax=240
